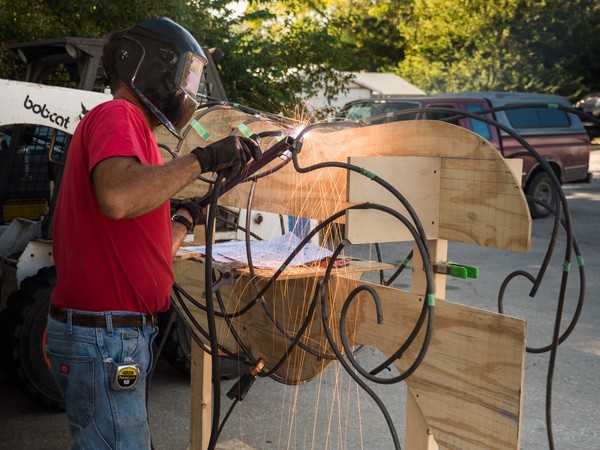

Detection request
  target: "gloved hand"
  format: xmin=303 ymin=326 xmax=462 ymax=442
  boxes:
xmin=171 ymin=200 xmax=206 ymax=226
xmin=191 ymin=135 xmax=262 ymax=179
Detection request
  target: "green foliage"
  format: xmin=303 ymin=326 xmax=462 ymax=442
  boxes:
xmin=394 ymin=0 xmax=600 ymax=99
xmin=0 ymin=0 xmax=227 ymax=80
xmin=0 ymin=0 xmax=598 ymax=115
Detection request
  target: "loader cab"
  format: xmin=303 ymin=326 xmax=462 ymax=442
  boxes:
xmin=0 ymin=37 xmax=228 ymax=230
xmin=0 ymin=35 xmax=233 ymax=410
xmin=0 ymin=38 xmax=107 ymax=229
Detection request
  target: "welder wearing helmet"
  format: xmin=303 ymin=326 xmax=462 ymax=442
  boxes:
xmin=45 ymin=17 xmax=261 ymax=449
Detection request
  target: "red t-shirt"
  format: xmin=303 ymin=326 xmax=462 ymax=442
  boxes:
xmin=51 ymin=100 xmax=172 ymax=314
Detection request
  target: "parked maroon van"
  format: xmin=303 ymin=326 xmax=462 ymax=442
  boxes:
xmin=340 ymin=92 xmax=592 ymax=218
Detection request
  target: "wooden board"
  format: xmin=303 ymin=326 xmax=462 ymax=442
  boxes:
xmin=335 ymin=276 xmax=525 ymax=450
xmin=346 ymin=156 xmax=441 ymax=244
xmin=177 ymin=262 xmax=525 ymax=449
xmin=165 ymin=106 xmax=531 ymax=449
xmin=157 ymin=109 xmax=531 ymax=252
xmin=173 ymin=256 xmax=391 ymax=382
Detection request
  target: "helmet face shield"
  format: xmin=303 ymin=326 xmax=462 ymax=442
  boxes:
xmin=179 ymin=52 xmax=205 ymax=98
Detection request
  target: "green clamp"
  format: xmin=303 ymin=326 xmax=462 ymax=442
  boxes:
xmin=434 ymin=262 xmax=479 ymax=279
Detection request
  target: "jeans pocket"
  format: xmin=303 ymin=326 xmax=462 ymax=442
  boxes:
xmin=46 ymin=349 xmax=95 ymax=428
xmin=120 ymin=328 xmax=157 ymax=374
xmin=120 ymin=331 xmax=141 ymax=363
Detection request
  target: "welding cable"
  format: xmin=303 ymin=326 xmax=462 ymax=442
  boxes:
xmin=444 ymin=104 xmax=576 ymax=299
xmin=285 ymin=138 xmax=436 ymax=370
xmin=240 ymin=124 xmax=364 ymax=183
xmin=334 ymin=204 xmax=434 ymax=382
xmin=524 ymin=190 xmax=562 ymax=296
xmin=216 ymin=398 xmax=240 ymax=442
xmin=203 ymin=180 xmax=338 ymax=382
xmin=319 ymin=246 xmax=403 ymax=449
xmin=469 ymin=110 xmax=583 ymax=450
xmin=210 ymin=201 xmax=430 ymax=381
xmin=213 ymin=208 xmax=357 ymax=360
xmin=319 ymin=245 xmax=404 ymax=450
xmin=174 ymin=273 xmax=276 ymax=381
xmin=480 ymin=104 xmax=589 ymax=284
xmin=440 ymin=102 xmax=585 ymax=290
xmin=544 ymin=257 xmax=571 ymax=450
xmin=289 ymin=131 xmax=430 ymax=259
xmin=375 ymin=244 xmax=413 ymax=287
xmin=211 ymin=146 xmax=431 ymax=324
xmin=170 ymin=272 xmax=232 ymax=359
xmin=257 ymin=278 xmax=326 ymax=378
xmin=203 ymin=218 xmax=336 ymax=320
xmin=363 ymin=105 xmax=575 ymax=289
xmin=245 ymin=214 xmax=386 ymax=374
xmin=498 ymin=202 xmax=585 ymax=353
xmin=194 ymin=216 xmax=350 ymax=392
xmin=158 ymin=142 xmax=177 ymax=159
xmin=169 ymin=179 xmax=344 ymax=394
xmin=342 ymin=106 xmax=583 ymax=450
xmin=375 ymin=105 xmax=579 ymax=450
xmin=170 ymin=282 xmax=242 ymax=357
xmin=424 ymin=108 xmax=577 ymax=450
xmin=239 ymin=182 xmax=339 ymax=362
xmin=232 ymin=201 xmax=436 ymax=383
xmin=199 ymin=171 xmax=231 ymax=450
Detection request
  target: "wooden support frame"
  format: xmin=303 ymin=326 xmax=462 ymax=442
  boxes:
xmin=165 ymin=108 xmax=531 ymax=450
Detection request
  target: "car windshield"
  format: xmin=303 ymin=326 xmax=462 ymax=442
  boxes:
xmin=345 ymin=101 xmax=420 ymax=120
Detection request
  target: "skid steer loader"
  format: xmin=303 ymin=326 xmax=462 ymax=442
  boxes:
xmin=0 ymin=36 xmax=238 ymax=407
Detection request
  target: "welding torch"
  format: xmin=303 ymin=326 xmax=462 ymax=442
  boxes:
xmin=195 ymin=135 xmax=296 ymax=207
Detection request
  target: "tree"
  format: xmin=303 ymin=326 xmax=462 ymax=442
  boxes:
xmin=224 ymin=1 xmax=353 ymax=116
xmin=394 ymin=0 xmax=600 ymax=99
xmin=0 ymin=1 xmax=262 ymax=99
xmin=1 ymin=0 xmax=598 ymax=112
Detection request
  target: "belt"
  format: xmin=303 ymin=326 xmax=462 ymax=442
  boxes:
xmin=49 ymin=305 xmax=157 ymax=328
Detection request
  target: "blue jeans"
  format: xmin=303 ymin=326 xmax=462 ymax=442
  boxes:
xmin=46 ymin=312 xmax=158 ymax=450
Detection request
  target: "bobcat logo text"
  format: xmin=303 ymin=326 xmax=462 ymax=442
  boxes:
xmin=23 ymin=94 xmax=71 ymax=129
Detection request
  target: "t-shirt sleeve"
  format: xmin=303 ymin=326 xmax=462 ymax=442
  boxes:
xmin=85 ymin=101 xmax=152 ymax=175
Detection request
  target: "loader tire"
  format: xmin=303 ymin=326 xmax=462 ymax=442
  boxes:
xmin=157 ymin=307 xmax=249 ymax=380
xmin=157 ymin=308 xmax=192 ymax=375
xmin=0 ymin=266 xmax=64 ymax=409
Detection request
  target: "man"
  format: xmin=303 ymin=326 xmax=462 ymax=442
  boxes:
xmin=45 ymin=17 xmax=261 ymax=449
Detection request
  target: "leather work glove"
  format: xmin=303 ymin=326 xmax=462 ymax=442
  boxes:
xmin=192 ymin=135 xmax=262 ymax=179
xmin=171 ymin=200 xmax=206 ymax=226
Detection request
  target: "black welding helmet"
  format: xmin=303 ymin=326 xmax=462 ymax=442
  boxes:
xmin=107 ymin=17 xmax=207 ymax=139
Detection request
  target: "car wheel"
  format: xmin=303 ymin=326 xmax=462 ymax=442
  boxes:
xmin=525 ymin=171 xmax=556 ymax=219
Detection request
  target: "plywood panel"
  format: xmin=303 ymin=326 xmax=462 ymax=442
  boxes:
xmin=346 ymin=156 xmax=441 ymax=243
xmin=158 ymin=109 xmax=530 ymax=252
xmin=336 ymin=276 xmax=525 ymax=450
xmin=179 ymin=263 xmax=525 ymax=449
